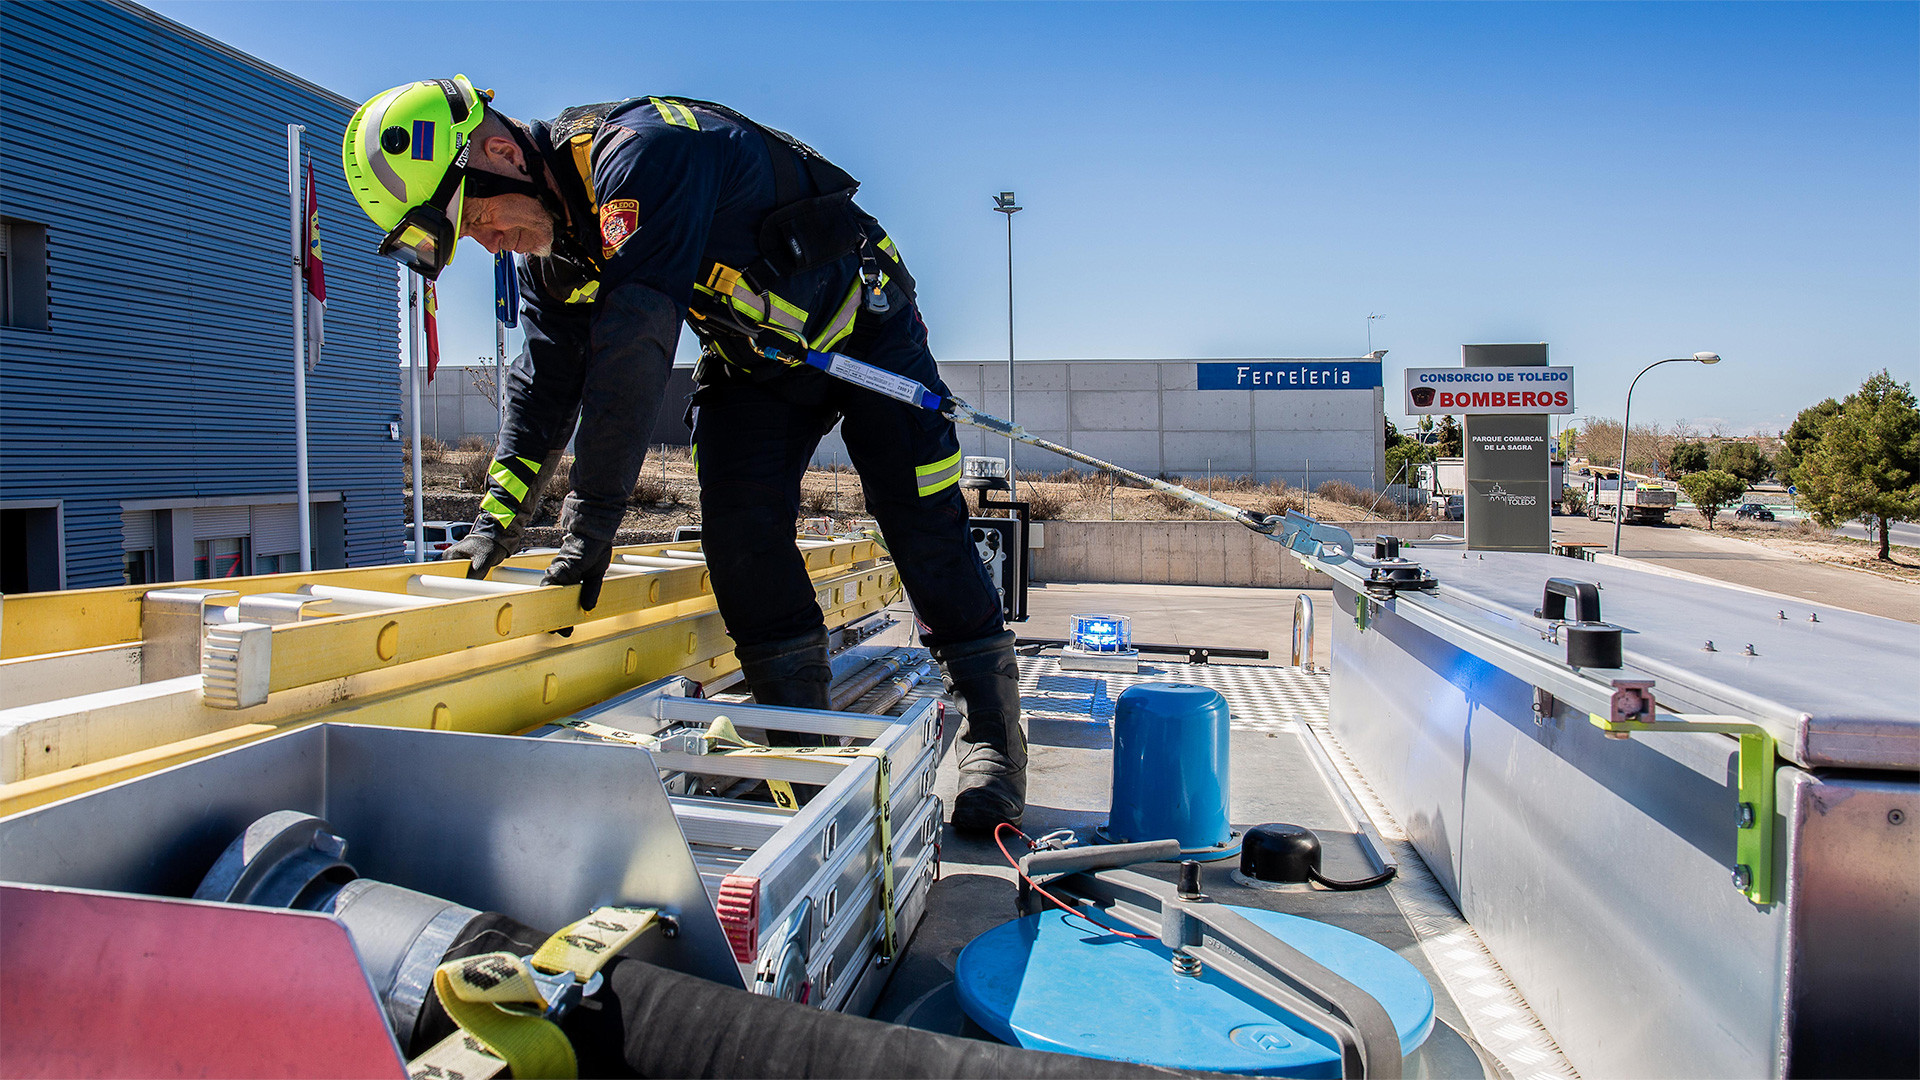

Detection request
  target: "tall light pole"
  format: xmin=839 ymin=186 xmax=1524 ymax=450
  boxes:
xmin=1367 ymin=312 xmax=1385 ymax=355
xmin=993 ymin=191 xmax=1021 ymax=495
xmin=1613 ymin=352 xmax=1721 ymax=556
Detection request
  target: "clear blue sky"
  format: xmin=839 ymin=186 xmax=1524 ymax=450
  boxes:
xmin=152 ymin=0 xmax=1918 ymax=435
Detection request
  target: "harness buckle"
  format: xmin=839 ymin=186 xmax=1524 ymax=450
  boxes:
xmin=517 ymin=957 xmax=605 ymax=1020
xmin=860 ymin=250 xmax=889 ymax=314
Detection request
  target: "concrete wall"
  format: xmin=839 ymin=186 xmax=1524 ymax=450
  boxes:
xmin=812 ymin=358 xmax=1385 ymax=488
xmin=401 ymin=365 xmax=696 ymax=448
xmin=1031 ymin=520 xmax=1459 ymax=587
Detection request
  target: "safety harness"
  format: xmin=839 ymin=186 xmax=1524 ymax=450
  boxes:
xmin=524 ymin=96 xmax=915 ymax=378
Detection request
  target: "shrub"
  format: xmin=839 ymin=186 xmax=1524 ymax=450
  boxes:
xmin=420 ymin=435 xmax=450 ymax=463
xmin=1023 ymin=486 xmax=1068 ymax=520
xmin=1315 ymin=480 xmax=1368 ymax=507
xmin=1564 ymin=488 xmax=1588 ymax=515
xmin=457 ymin=434 xmax=492 ymax=453
xmin=630 ymin=476 xmax=675 ymax=507
xmin=460 ymin=452 xmax=490 ymax=494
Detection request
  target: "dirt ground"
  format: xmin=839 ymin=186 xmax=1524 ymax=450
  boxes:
xmin=403 ymin=445 xmax=1429 ymax=545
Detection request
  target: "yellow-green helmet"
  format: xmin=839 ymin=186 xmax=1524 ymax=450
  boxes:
xmin=343 ymin=76 xmax=490 ymax=279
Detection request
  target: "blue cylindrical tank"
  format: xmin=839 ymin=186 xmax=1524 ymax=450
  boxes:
xmin=1105 ymin=683 xmax=1235 ymax=855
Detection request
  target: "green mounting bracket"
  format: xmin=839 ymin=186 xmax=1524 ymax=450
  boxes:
xmin=1354 ymin=593 xmax=1371 ymax=631
xmin=1590 ymin=703 xmax=1777 ymax=906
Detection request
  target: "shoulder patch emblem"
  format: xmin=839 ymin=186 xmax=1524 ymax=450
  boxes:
xmin=600 ymin=199 xmax=640 ymax=255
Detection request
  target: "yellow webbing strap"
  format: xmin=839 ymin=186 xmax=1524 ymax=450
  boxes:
xmin=408 ymin=1030 xmax=507 ymax=1080
xmin=713 ymin=741 xmax=897 ymax=961
xmin=532 ymin=905 xmax=660 ymax=979
xmin=408 ymin=906 xmax=659 ymax=1080
xmin=550 ymin=714 xmax=897 ymax=958
xmin=424 ymin=954 xmax=574 ymax=1080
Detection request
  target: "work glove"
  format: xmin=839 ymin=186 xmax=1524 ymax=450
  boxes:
xmin=541 ymin=533 xmax=614 ymax=613
xmin=442 ymin=529 xmax=514 ymax=580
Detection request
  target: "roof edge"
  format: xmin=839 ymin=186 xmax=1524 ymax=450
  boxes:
xmin=104 ymin=0 xmax=358 ymax=111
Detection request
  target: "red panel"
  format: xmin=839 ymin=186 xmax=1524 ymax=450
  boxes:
xmin=0 ymin=885 xmax=405 ymax=1079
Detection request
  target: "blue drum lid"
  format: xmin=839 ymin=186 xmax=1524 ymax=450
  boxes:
xmin=955 ymin=905 xmax=1434 ymax=1076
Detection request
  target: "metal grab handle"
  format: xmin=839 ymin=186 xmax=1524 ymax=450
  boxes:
xmin=1292 ymin=594 xmax=1316 ymax=670
xmin=1539 ymin=577 xmax=1602 ymax=623
xmin=1021 ymin=839 xmax=1181 ymax=880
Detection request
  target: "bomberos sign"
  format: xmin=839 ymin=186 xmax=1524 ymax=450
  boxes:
xmin=1404 ymin=366 xmax=1575 ymax=414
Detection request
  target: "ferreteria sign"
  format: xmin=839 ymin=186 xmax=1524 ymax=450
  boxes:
xmin=1198 ymin=360 xmax=1383 ymax=391
xmin=1404 ymin=366 xmax=1575 ymax=414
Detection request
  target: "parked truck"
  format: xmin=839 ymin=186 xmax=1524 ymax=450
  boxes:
xmin=1585 ymin=469 xmax=1677 ymax=524
xmin=1417 ymin=457 xmax=1466 ymax=520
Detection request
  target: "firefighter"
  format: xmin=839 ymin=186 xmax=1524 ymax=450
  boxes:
xmin=342 ymin=77 xmax=1024 ymax=830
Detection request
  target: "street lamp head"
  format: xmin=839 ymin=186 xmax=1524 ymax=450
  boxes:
xmin=993 ymin=191 xmax=1021 ymax=213
xmin=1693 ymin=352 xmax=1721 ymax=364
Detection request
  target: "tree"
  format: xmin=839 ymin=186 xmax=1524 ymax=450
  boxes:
xmin=1711 ymin=441 xmax=1771 ymax=485
xmin=1793 ymin=370 xmax=1920 ymax=560
xmin=1776 ymin=398 xmax=1841 ymax=479
xmin=1557 ymin=427 xmax=1577 ymax=459
xmin=1669 ymin=441 xmax=1711 ymax=476
xmin=1435 ymin=415 xmax=1462 ymax=457
xmin=1679 ymin=470 xmax=1748 ymax=530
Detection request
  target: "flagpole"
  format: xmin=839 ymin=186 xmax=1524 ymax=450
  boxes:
xmin=287 ymin=125 xmax=313 ymax=572
xmin=495 ymin=314 xmax=507 ymax=440
xmin=408 ymin=272 xmax=426 ymax=562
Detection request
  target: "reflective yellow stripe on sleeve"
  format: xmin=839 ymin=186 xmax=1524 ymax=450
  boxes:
xmin=914 ymin=449 xmax=963 ymax=497
xmin=650 ymin=98 xmax=699 ymax=129
xmin=487 ymin=458 xmax=538 ymax=503
xmin=480 ymin=493 xmax=516 ymax=528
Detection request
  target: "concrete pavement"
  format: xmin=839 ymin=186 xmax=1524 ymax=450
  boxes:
xmin=1018 ymin=581 xmax=1334 ymax=668
xmin=1552 ymin=513 xmax=1920 ymax=623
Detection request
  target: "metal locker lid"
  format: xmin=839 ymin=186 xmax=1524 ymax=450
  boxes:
xmin=1413 ymin=551 xmax=1920 ymax=770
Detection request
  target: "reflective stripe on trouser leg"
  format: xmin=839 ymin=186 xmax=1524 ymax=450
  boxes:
xmin=481 ymin=455 xmax=542 ymax=527
xmin=915 ymin=450 xmax=962 ymax=497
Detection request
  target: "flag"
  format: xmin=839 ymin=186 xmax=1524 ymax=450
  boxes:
xmin=303 ymin=160 xmax=326 ymax=371
xmin=494 ymin=252 xmax=519 ymax=328
xmin=423 ymin=278 xmax=441 ymax=382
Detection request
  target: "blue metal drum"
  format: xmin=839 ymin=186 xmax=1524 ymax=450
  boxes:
xmin=1101 ymin=683 xmax=1240 ymax=859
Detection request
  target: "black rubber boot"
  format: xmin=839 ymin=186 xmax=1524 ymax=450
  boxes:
xmin=735 ymin=626 xmax=830 ymax=747
xmin=930 ymin=630 xmax=1025 ymax=832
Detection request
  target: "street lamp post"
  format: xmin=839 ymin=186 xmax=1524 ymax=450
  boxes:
xmin=1367 ymin=312 xmax=1385 ymax=355
xmin=1613 ymin=352 xmax=1721 ymax=556
xmin=993 ymin=191 xmax=1021 ymax=496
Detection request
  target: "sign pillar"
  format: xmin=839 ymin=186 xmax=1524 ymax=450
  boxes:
xmin=1462 ymin=343 xmax=1551 ymax=552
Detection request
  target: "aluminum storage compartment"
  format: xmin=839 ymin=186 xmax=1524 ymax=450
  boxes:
xmin=1324 ymin=549 xmax=1918 ymax=1078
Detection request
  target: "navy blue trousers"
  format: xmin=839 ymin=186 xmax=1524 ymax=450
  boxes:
xmin=690 ymin=301 xmax=1004 ymax=651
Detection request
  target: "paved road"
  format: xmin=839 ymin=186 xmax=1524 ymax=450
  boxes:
xmin=1835 ymin=519 xmax=1920 ymax=549
xmin=1552 ymin=514 xmax=1920 ymax=623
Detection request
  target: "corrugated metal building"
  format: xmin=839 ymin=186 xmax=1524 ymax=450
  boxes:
xmin=0 ymin=0 xmax=399 ymax=591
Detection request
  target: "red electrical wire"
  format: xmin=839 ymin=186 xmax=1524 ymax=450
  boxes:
xmin=993 ymin=823 xmax=1156 ymax=941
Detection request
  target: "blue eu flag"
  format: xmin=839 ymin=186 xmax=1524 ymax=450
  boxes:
xmin=494 ymin=253 xmax=519 ymax=328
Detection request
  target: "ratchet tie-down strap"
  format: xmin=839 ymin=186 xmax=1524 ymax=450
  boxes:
xmin=406 ymin=905 xmax=660 ymax=1080
xmin=558 ymin=713 xmax=898 ymax=962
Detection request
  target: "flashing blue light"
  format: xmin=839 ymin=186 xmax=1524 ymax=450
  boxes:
xmin=1070 ymin=613 xmax=1131 ymax=653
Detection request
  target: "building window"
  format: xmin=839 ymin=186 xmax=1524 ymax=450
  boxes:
xmin=1 ymin=504 xmax=64 ymax=591
xmin=194 ymin=537 xmax=250 ymax=579
xmin=123 ymin=550 xmax=156 ymax=585
xmin=254 ymin=552 xmax=304 ymax=575
xmin=1 ymin=217 xmax=50 ymax=331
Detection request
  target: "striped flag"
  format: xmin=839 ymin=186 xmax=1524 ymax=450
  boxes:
xmin=302 ymin=160 xmax=326 ymax=370
xmin=494 ymin=252 xmax=519 ymax=327
xmin=423 ymin=279 xmax=441 ymax=382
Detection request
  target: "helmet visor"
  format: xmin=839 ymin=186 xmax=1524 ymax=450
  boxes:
xmin=378 ymin=204 xmax=458 ymax=280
